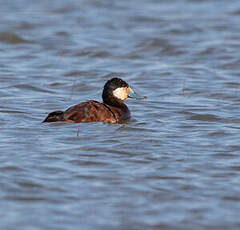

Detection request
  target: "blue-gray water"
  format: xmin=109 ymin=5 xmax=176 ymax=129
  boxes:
xmin=1 ymin=0 xmax=240 ymax=229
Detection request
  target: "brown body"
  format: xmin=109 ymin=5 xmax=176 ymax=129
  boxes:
xmin=43 ymin=78 xmax=136 ymax=124
xmin=43 ymin=100 xmax=130 ymax=124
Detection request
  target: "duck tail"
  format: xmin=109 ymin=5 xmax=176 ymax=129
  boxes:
xmin=43 ymin=110 xmax=64 ymax=122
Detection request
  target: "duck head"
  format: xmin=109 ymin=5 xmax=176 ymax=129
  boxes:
xmin=102 ymin=78 xmax=140 ymax=106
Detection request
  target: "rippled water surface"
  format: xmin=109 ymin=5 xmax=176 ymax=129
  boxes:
xmin=1 ymin=0 xmax=240 ymax=229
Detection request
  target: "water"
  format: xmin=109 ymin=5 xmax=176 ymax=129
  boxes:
xmin=1 ymin=0 xmax=240 ymax=229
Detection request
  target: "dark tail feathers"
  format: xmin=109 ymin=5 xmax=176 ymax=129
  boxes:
xmin=43 ymin=110 xmax=64 ymax=122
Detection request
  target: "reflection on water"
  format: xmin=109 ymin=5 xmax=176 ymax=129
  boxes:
xmin=1 ymin=0 xmax=240 ymax=229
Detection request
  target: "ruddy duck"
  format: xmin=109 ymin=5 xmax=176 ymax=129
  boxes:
xmin=43 ymin=78 xmax=140 ymax=124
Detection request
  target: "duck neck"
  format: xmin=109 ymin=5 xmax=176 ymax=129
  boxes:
xmin=102 ymin=92 xmax=127 ymax=109
xmin=104 ymin=97 xmax=125 ymax=108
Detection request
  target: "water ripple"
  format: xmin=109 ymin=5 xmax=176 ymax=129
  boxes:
xmin=1 ymin=0 xmax=240 ymax=230
xmin=0 ymin=32 xmax=32 ymax=44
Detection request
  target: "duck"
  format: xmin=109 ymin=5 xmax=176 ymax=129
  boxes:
xmin=43 ymin=77 xmax=141 ymax=124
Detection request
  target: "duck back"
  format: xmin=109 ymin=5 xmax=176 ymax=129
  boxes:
xmin=43 ymin=100 xmax=130 ymax=124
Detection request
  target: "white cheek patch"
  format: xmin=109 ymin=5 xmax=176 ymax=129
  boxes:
xmin=113 ymin=87 xmax=128 ymax=100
